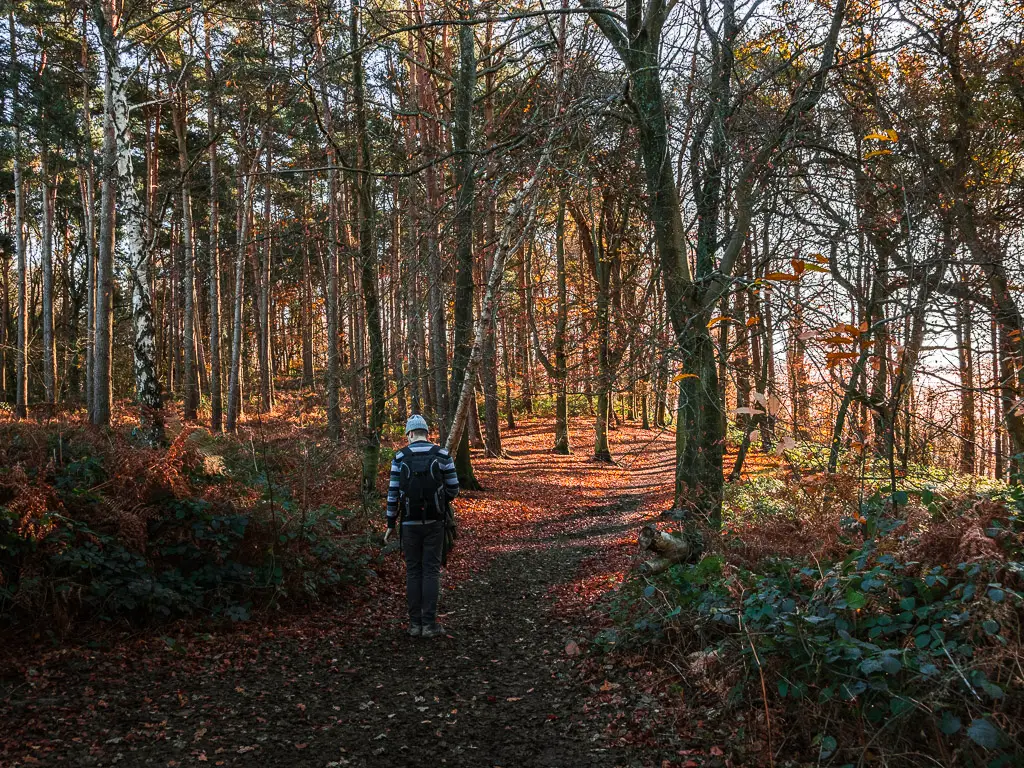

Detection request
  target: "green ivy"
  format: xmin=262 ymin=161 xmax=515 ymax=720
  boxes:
xmin=612 ymin=487 xmax=1024 ymax=764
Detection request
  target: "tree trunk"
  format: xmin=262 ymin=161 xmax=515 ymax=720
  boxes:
xmin=478 ymin=28 xmax=503 ymax=458
xmin=583 ymin=0 xmax=845 ymax=524
xmin=955 ymin=289 xmax=976 ymax=474
xmin=9 ymin=12 xmax=28 ymax=419
xmin=583 ymin=4 xmax=723 ymax=519
xmin=732 ymin=247 xmax=752 ymax=433
xmin=997 ymin=317 xmax=1024 ymax=480
xmin=40 ymin=148 xmax=57 ymax=408
xmin=173 ymin=92 xmax=198 ymax=420
xmin=553 ymin=192 xmax=570 ymax=453
xmin=352 ymin=0 xmax=387 ymax=499
xmin=257 ymin=144 xmax=274 ymax=413
xmin=501 ymin=312 xmax=516 ymax=430
xmin=227 ymin=162 xmax=257 ymax=433
xmin=568 ymin=198 xmax=615 ymax=461
xmin=90 ymin=1 xmax=117 ymax=426
xmin=787 ymin=282 xmax=811 ymax=439
xmin=108 ymin=30 xmax=163 ymax=444
xmin=448 ymin=9 xmax=481 ymax=489
xmin=445 ymin=132 xmax=554 ymax=456
xmin=311 ymin=9 xmax=342 ymax=440
xmin=301 ymin=242 xmax=315 ymax=387
xmin=992 ymin=316 xmax=1003 ymax=479
xmin=390 ymin=202 xmax=407 ymax=421
xmin=205 ymin=19 xmax=223 ymax=431
xmin=79 ymin=162 xmax=96 ymax=410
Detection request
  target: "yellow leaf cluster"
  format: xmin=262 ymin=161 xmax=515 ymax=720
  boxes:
xmin=864 ymin=128 xmax=898 ymax=142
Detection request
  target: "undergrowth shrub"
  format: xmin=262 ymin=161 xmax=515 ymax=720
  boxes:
xmin=0 ymin=422 xmax=370 ymax=633
xmin=610 ymin=483 xmax=1024 ymax=766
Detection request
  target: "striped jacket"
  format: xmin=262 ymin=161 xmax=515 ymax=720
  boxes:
xmin=386 ymin=440 xmax=460 ymax=527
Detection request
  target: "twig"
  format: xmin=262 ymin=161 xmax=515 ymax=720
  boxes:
xmin=939 ymin=636 xmax=982 ymax=702
xmin=738 ymin=590 xmax=775 ymax=768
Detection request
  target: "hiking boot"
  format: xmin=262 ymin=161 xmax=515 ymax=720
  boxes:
xmin=421 ymin=623 xmax=445 ymax=638
xmin=408 ymin=624 xmax=422 ymax=637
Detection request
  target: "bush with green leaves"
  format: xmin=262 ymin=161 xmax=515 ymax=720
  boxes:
xmin=612 ymin=487 xmax=1024 ymax=765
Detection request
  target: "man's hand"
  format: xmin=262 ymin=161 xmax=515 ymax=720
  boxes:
xmin=383 ymin=527 xmax=391 ymax=544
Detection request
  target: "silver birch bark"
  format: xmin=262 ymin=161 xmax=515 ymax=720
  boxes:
xmin=109 ymin=30 xmax=164 ymax=444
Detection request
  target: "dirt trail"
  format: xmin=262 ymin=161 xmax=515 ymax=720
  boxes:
xmin=2 ymin=420 xmax=683 ymax=767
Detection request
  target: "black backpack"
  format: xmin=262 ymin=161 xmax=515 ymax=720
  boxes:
xmin=398 ymin=446 xmax=446 ymax=522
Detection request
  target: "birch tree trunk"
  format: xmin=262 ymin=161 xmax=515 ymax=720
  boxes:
xmin=108 ymin=29 xmax=163 ymax=445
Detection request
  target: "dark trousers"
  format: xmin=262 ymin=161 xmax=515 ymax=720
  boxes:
xmin=401 ymin=521 xmax=443 ymax=626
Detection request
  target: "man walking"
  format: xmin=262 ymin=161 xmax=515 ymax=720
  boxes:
xmin=384 ymin=415 xmax=459 ymax=637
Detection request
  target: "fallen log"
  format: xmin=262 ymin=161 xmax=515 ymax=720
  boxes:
xmin=639 ymin=524 xmax=693 ymax=559
xmin=638 ymin=556 xmax=676 ymax=576
xmin=637 ymin=524 xmax=698 ymax=574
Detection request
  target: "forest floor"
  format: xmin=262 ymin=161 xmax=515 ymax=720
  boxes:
xmin=1 ymin=418 xmax=741 ymax=768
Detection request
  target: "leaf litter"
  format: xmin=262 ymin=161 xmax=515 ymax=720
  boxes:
xmin=1 ymin=417 xmax=725 ymax=766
